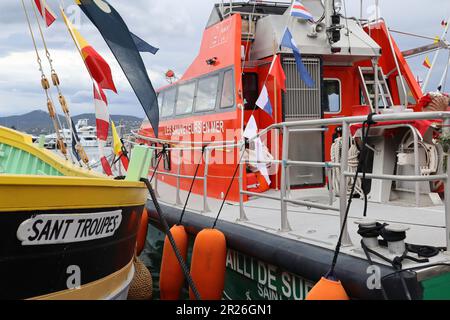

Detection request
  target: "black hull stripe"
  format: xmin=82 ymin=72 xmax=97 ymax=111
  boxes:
xmin=146 ymin=200 xmax=395 ymax=300
xmin=0 ymin=205 xmax=144 ymax=300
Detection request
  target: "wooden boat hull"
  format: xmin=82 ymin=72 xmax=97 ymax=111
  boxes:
xmin=0 ymin=175 xmax=148 ymax=300
xmin=0 ymin=206 xmax=142 ymax=300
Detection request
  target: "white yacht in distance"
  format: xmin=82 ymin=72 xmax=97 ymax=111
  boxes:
xmin=45 ymin=119 xmax=98 ymax=149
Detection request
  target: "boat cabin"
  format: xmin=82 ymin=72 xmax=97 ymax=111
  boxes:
xmin=138 ymin=1 xmax=425 ymax=203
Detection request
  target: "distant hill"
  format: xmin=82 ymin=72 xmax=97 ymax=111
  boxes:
xmin=0 ymin=110 xmax=143 ymax=135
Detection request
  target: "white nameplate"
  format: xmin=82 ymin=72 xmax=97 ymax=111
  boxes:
xmin=17 ymin=210 xmax=122 ymax=246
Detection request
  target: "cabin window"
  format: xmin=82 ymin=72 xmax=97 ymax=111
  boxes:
xmin=220 ymin=69 xmax=235 ymax=108
xmin=323 ymin=79 xmax=341 ymax=113
xmin=195 ymin=74 xmax=219 ymax=112
xmin=176 ymin=82 xmax=196 ymax=115
xmin=161 ymin=88 xmax=176 ymax=117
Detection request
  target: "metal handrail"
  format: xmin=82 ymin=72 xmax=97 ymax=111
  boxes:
xmin=132 ymin=111 xmax=450 ymax=250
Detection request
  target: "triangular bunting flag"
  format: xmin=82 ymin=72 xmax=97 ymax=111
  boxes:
xmin=243 ymin=115 xmax=258 ymax=139
xmin=256 ymin=85 xmax=273 ymax=117
xmin=423 ymin=56 xmax=431 ymax=69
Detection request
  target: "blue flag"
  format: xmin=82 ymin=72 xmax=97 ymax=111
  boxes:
xmin=280 ymin=28 xmax=315 ymax=88
xmin=131 ymin=32 xmax=159 ymax=55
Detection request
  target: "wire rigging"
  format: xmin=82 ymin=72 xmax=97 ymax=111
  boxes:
xmin=30 ymin=0 xmax=90 ymax=167
xmin=20 ymin=0 xmax=68 ymax=161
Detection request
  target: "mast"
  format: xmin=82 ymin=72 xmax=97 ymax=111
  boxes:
xmin=438 ymin=50 xmax=450 ymax=91
xmin=422 ymin=15 xmax=450 ymax=92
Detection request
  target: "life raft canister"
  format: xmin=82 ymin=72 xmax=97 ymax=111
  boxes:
xmin=136 ymin=208 xmax=149 ymax=256
xmin=189 ymin=228 xmax=227 ymax=300
xmin=306 ymin=277 xmax=350 ymax=300
xmin=159 ymin=225 xmax=188 ymax=300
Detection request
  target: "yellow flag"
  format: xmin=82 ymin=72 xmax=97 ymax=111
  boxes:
xmin=111 ymin=121 xmax=122 ymax=155
xmin=434 ymin=36 xmax=440 ymax=44
xmin=423 ymin=56 xmax=431 ymax=69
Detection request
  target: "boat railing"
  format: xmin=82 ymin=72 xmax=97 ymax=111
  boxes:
xmin=240 ymin=111 xmax=450 ymax=249
xmin=127 ymin=133 xmax=240 ymax=213
xmin=131 ymin=111 xmax=450 ymax=251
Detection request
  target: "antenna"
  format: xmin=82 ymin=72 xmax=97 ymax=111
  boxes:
xmin=360 ymin=0 xmax=363 ymax=20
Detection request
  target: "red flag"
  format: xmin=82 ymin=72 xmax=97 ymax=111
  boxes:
xmin=442 ymin=20 xmax=448 ymax=27
xmin=93 ymin=83 xmax=110 ymax=141
xmin=83 ymin=46 xmax=117 ymax=93
xmin=120 ymin=153 xmax=129 ymax=170
xmin=100 ymin=156 xmax=113 ymax=176
xmin=268 ymin=55 xmax=286 ymax=92
xmin=33 ymin=0 xmax=57 ymax=27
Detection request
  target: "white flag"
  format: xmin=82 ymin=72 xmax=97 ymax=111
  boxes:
xmin=243 ymin=115 xmax=258 ymax=139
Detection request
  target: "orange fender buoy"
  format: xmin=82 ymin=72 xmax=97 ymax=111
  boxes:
xmin=189 ymin=228 xmax=227 ymax=300
xmin=159 ymin=225 xmax=188 ymax=300
xmin=136 ymin=208 xmax=149 ymax=256
xmin=306 ymin=277 xmax=350 ymax=300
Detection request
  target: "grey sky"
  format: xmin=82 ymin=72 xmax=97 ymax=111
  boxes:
xmin=0 ymin=0 xmax=449 ymax=118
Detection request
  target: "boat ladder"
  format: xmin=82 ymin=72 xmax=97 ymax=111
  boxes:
xmin=358 ymin=66 xmax=394 ymax=110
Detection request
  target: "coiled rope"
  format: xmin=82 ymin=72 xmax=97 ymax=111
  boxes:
xmin=331 ymin=137 xmax=364 ymax=197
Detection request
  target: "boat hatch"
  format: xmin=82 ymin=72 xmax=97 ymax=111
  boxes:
xmin=282 ymin=56 xmax=324 ymax=187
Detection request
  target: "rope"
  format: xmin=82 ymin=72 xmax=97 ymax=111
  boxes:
xmin=327 ymin=113 xmax=376 ymax=278
xmin=21 ymin=0 xmax=68 ymax=160
xmin=30 ymin=0 xmax=88 ymax=167
xmin=357 ymin=222 xmax=443 ymax=299
xmin=149 ymin=147 xmax=165 ymax=183
xmin=178 ymin=147 xmax=205 ymax=225
xmin=360 ymin=240 xmax=433 ymax=300
xmin=212 ymin=144 xmax=245 ymax=229
xmin=330 ymin=137 xmax=364 ymax=197
xmin=141 ymin=178 xmax=202 ymax=300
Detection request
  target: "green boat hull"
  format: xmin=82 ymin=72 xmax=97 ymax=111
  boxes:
xmin=142 ymin=222 xmax=450 ymax=300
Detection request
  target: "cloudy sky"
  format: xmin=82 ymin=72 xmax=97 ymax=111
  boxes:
xmin=0 ymin=0 xmax=449 ymax=118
